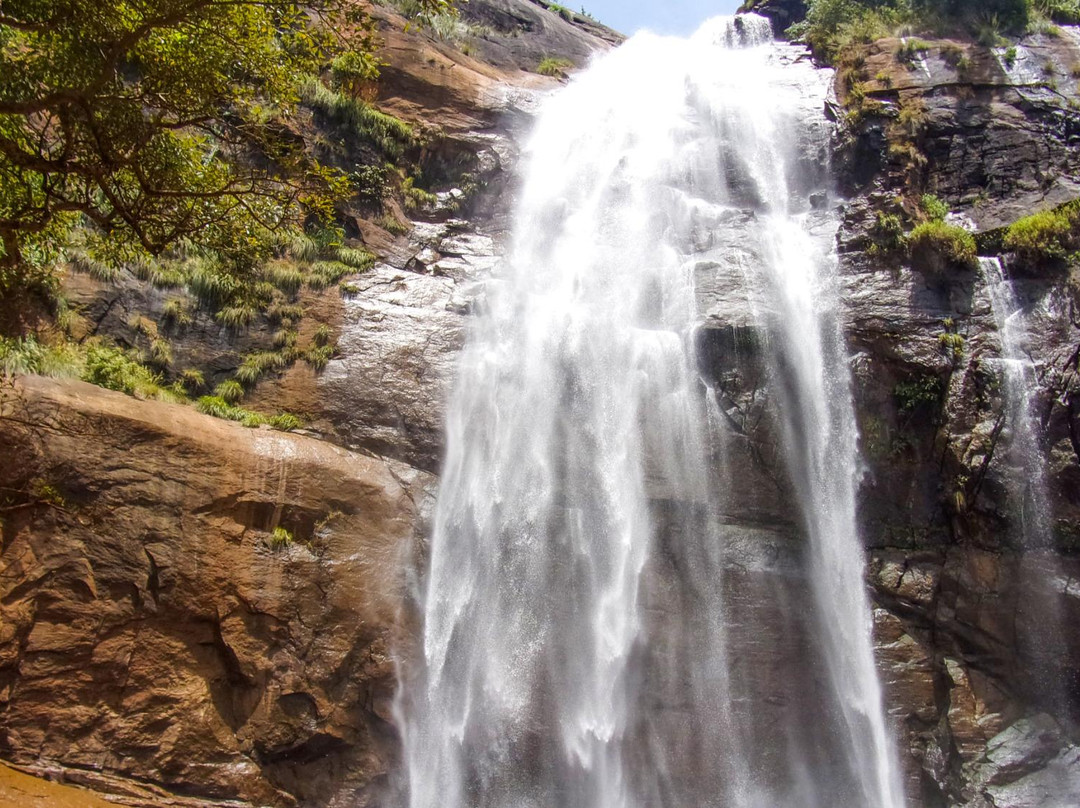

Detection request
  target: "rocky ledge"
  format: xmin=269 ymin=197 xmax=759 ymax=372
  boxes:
xmin=0 ymin=376 xmax=433 ymax=806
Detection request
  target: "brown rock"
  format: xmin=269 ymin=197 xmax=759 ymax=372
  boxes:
xmin=0 ymin=376 xmax=433 ymax=806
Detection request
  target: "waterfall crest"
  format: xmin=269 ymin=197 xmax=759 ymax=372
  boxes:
xmin=399 ymin=15 xmax=904 ymax=808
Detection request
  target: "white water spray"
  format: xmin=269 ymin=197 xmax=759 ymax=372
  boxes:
xmin=399 ymin=15 xmax=904 ymax=808
xmin=981 ymin=256 xmax=1054 ymax=547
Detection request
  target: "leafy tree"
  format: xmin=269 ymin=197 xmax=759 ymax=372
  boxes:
xmin=0 ymin=0 xmax=453 ymax=293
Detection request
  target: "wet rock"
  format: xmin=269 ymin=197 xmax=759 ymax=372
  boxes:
xmin=737 ymin=0 xmax=808 ymax=36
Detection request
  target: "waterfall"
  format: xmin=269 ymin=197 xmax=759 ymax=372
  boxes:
xmin=981 ymin=256 xmax=1054 ymax=547
xmin=980 ymin=256 xmax=1072 ymax=722
xmin=399 ymin=15 xmax=903 ymax=808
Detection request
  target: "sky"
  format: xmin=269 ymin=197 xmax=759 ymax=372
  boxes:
xmin=577 ymin=0 xmax=744 ymax=36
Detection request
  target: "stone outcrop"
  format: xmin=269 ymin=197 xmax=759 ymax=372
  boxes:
xmin=0 ymin=376 xmax=434 ymax=806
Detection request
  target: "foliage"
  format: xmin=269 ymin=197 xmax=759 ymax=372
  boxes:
xmin=1034 ymin=0 xmax=1080 ymax=23
xmin=897 ymin=38 xmax=932 ymax=62
xmin=0 ymin=335 xmax=82 ymax=378
xmin=908 ymin=220 xmax=977 ymax=272
xmin=263 ymin=261 xmax=305 ymax=295
xmin=304 ymin=343 xmax=336 ymax=371
xmin=381 ymin=0 xmax=485 ymax=47
xmin=1003 ymin=202 xmax=1079 ymax=265
xmin=402 ymin=177 xmax=439 ymax=211
xmin=268 ymin=413 xmax=302 ymax=431
xmin=214 ymin=379 xmax=246 ymax=403
xmin=351 ymin=164 xmax=393 ymax=206
xmin=215 ymin=302 xmax=258 ymax=329
xmin=270 ymin=525 xmax=294 ymax=549
xmin=868 ymin=211 xmax=907 ymax=255
xmin=537 ymin=57 xmax=576 ymax=77
xmin=791 ymin=0 xmax=1034 ymax=64
xmin=30 ymin=478 xmax=66 ymax=507
xmin=162 ymin=298 xmax=193 ymax=328
xmin=307 ymin=261 xmax=355 ymax=290
xmin=299 ymin=76 xmax=417 ymax=158
xmin=179 ymin=368 xmax=205 ymax=390
xmin=939 ymin=330 xmax=965 ymax=360
xmin=0 ymin=333 xmax=191 ymax=400
xmin=919 ymin=194 xmax=949 ymax=222
xmin=148 ymin=337 xmax=173 ymax=368
xmin=547 ymin=3 xmax=576 ymax=22
xmin=0 ymin=0 xmax=368 ymax=294
xmin=83 ymin=341 xmax=169 ymax=398
xmin=382 ymin=0 xmax=461 ymax=26
xmin=789 ymin=0 xmax=906 ymax=63
xmin=379 ymin=214 xmax=411 ymax=236
xmin=235 ymin=351 xmax=290 ymax=386
xmin=195 ymin=395 xmax=301 ymax=430
xmin=894 ymin=374 xmax=943 ymax=412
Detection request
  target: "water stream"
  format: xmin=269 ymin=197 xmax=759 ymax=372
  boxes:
xmin=981 ymin=256 xmax=1054 ymax=548
xmin=980 ymin=256 xmax=1073 ymax=726
xmin=399 ymin=15 xmax=904 ymax=807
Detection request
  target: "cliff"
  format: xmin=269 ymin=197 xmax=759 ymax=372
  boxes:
xmin=1 ymin=3 xmax=1080 ymax=808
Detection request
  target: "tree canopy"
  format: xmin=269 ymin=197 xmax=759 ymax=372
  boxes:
xmin=0 ymin=0 xmax=453 ymax=292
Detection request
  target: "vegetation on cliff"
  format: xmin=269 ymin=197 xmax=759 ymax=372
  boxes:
xmin=1004 ymin=200 xmax=1080 ymax=265
xmin=0 ymin=0 xmax=454 ymax=295
xmin=787 ymin=0 xmax=1080 ymax=63
xmin=0 ymin=0 xmax=457 ymax=427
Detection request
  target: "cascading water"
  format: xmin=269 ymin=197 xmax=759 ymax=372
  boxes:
xmin=981 ymin=256 xmax=1054 ymax=547
xmin=980 ymin=256 xmax=1072 ymax=723
xmin=399 ymin=15 xmax=903 ymax=808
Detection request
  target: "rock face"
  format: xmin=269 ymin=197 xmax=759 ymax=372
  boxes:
xmin=4 ymin=6 xmax=1080 ymax=808
xmin=688 ymin=27 xmax=1080 ymax=808
xmin=0 ymin=376 xmax=433 ymax=807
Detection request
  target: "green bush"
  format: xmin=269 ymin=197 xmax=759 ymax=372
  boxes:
xmin=307 ymin=261 xmax=355 ymax=290
xmin=908 ymin=220 xmax=977 ymax=273
xmin=334 ymin=246 xmax=376 ymax=270
xmin=214 ymin=379 xmax=245 ymax=403
xmin=894 ymin=374 xmax=943 ymax=412
xmin=1003 ymin=203 xmax=1078 ymax=264
xmin=1 ymin=335 xmax=185 ymax=401
xmin=791 ymin=0 xmax=904 ymax=63
xmin=270 ymin=526 xmax=294 ymax=549
xmin=263 ymin=261 xmax=305 ymax=295
xmin=268 ymin=413 xmax=302 ymax=431
xmin=868 ymin=211 xmax=907 ymax=255
xmin=897 ymin=38 xmax=932 ymax=62
xmin=0 ymin=336 xmax=82 ymax=378
xmin=299 ymin=77 xmax=417 ymax=158
xmin=305 ymin=343 xmax=336 ymax=371
xmin=793 ymin=0 xmax=1034 ymax=64
xmin=235 ymin=351 xmax=290 ymax=386
xmin=215 ymin=303 xmax=258 ymax=329
xmin=919 ymin=194 xmax=949 ymax=222
xmin=83 ymin=341 xmax=166 ymax=398
xmin=196 ymin=395 xmax=301 ymax=431
xmin=402 ymin=176 xmax=439 ymax=210
xmin=537 ymin=57 xmax=575 ymax=77
xmin=179 ymin=369 xmax=205 ymax=391
xmin=547 ymin=3 xmax=575 ymax=21
xmin=1036 ymin=0 xmax=1080 ymax=23
xmin=162 ymin=299 xmax=193 ymax=328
